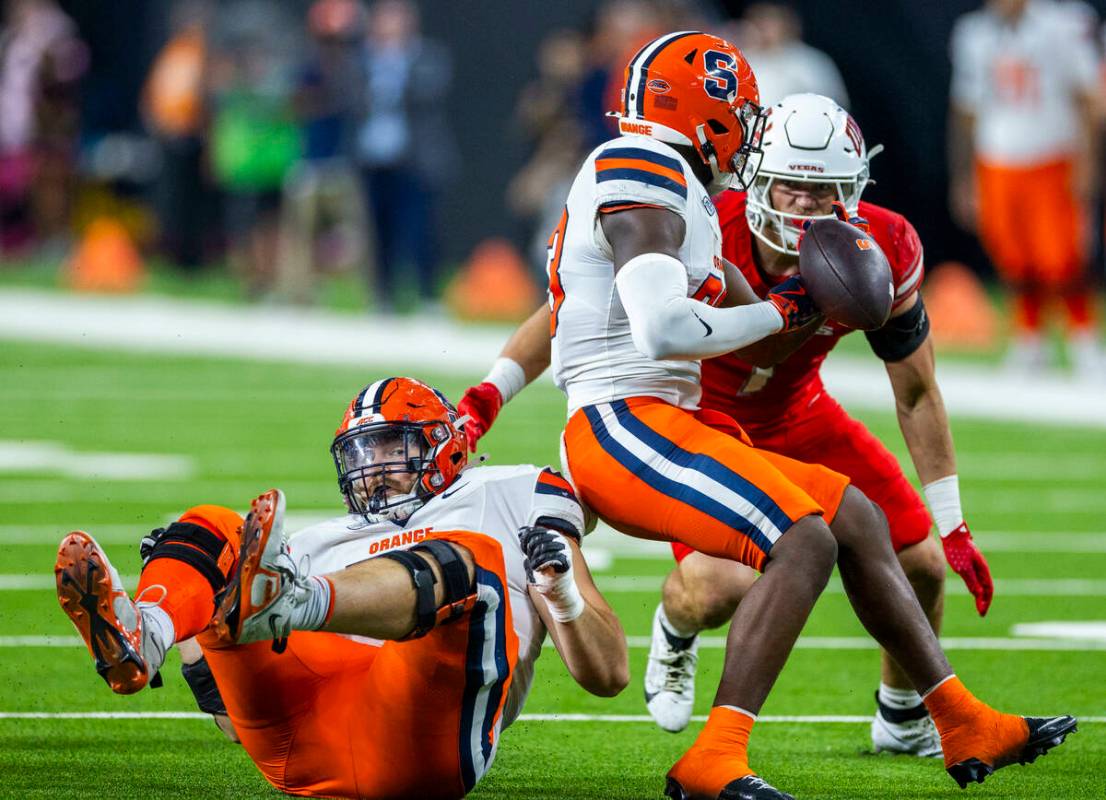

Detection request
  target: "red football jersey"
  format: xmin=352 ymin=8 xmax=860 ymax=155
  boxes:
xmin=701 ymin=192 xmax=924 ymax=427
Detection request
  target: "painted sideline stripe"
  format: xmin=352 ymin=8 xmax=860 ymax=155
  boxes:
xmin=8 ymin=635 xmax=1106 ymax=651
xmin=1 ymin=711 xmax=1102 ymax=723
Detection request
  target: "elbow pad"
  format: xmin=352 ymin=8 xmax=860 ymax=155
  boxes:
xmin=865 ymin=296 xmax=930 ymax=362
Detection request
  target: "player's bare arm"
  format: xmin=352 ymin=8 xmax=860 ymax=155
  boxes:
xmin=526 ymin=534 xmax=629 ymax=697
xmin=502 ymin=304 xmax=552 ymax=382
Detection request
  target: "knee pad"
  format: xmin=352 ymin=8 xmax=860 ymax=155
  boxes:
xmin=141 ymin=521 xmax=237 ymax=594
xmin=181 ymin=655 xmax=227 ymax=716
xmin=378 ymin=539 xmax=476 ymax=640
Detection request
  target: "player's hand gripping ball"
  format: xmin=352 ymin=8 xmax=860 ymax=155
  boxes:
xmin=798 ymin=217 xmax=894 ymax=330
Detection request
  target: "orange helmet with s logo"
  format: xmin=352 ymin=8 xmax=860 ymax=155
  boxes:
xmin=612 ymin=31 xmax=767 ymax=192
xmin=331 ymin=377 xmax=467 ymax=523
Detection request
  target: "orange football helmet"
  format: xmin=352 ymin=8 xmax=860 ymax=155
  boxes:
xmin=331 ymin=377 xmax=467 ymax=523
xmin=611 ymin=31 xmax=766 ymax=191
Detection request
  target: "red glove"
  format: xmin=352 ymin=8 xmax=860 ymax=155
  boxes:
xmin=941 ymin=522 xmax=993 ymax=617
xmin=830 ymin=200 xmax=870 ymax=233
xmin=457 ymin=382 xmax=503 ymax=452
xmin=766 ymin=274 xmax=820 ymax=331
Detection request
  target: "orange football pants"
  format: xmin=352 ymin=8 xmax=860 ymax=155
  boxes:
xmin=975 ymin=157 xmax=1085 ymax=287
xmin=152 ymin=506 xmax=517 ymax=800
xmin=563 ymin=398 xmax=850 ymax=571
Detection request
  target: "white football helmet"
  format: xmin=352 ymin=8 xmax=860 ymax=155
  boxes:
xmin=746 ymin=93 xmax=882 ymax=255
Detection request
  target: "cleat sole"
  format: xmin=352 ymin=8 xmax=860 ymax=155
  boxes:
xmin=55 ymin=533 xmax=147 ymax=694
xmin=664 ymin=777 xmax=689 ymax=800
xmin=212 ymin=490 xmax=282 ymax=645
xmin=947 ymin=758 xmax=992 ymax=789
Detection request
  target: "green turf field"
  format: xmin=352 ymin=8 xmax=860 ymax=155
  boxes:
xmin=0 ymin=339 xmax=1102 ymax=799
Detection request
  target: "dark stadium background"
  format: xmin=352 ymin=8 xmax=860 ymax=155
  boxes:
xmin=61 ymin=0 xmax=1106 ymax=280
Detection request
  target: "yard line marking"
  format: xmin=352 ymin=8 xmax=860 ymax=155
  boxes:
xmin=8 ymin=634 xmax=1106 ymax=651
xmin=1 ymin=711 xmax=1103 ymax=723
xmin=0 ymin=441 xmax=194 ymax=481
xmin=592 ymin=576 xmax=1106 ymax=597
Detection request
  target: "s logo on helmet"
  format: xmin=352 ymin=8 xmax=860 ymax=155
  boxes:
xmin=703 ymin=50 xmax=739 ymax=101
xmin=647 ymin=78 xmax=671 ymax=95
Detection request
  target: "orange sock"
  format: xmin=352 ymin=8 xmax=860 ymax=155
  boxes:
xmin=924 ymin=675 xmax=1028 ymax=768
xmin=667 ymin=706 xmax=756 ymax=795
xmin=136 ymin=505 xmax=243 ymax=643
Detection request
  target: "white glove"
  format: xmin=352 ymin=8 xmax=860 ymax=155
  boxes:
xmin=518 ymin=525 xmax=585 ymax=623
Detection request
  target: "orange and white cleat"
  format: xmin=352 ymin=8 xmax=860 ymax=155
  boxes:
xmin=213 ymin=489 xmax=302 ymax=651
xmin=56 ymin=532 xmax=156 ymax=694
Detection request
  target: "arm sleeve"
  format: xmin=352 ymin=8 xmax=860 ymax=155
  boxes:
xmin=528 ymin=468 xmax=586 ymax=541
xmin=615 ymin=253 xmax=783 ymax=361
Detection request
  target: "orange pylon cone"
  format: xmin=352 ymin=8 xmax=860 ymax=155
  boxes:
xmin=922 ymin=261 xmax=998 ymax=349
xmin=65 ymin=217 xmax=146 ymax=293
xmin=446 ymin=237 xmax=538 ymax=322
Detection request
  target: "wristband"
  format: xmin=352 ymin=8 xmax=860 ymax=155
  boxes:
xmin=534 ymin=570 xmax=586 ymax=623
xmin=923 ymin=475 xmax=963 ymax=538
xmin=483 ymin=357 xmax=526 ymax=404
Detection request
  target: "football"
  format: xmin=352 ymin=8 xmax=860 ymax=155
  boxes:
xmin=798 ymin=218 xmax=895 ymax=330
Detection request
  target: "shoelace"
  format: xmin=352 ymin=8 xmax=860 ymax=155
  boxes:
xmin=659 ymin=650 xmax=697 ymax=694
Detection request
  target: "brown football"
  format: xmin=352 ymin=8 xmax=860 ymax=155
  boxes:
xmin=798 ymin=218 xmax=894 ymax=331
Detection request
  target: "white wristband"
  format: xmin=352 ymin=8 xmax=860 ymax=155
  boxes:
xmin=537 ymin=572 xmax=586 ymax=623
xmin=923 ymin=475 xmax=963 ymax=538
xmin=483 ymin=357 xmax=526 ymax=404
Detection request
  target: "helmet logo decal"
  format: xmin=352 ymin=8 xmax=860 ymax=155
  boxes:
xmin=845 ymin=114 xmax=864 ymax=154
xmin=647 ymin=78 xmax=671 ymax=94
xmin=856 ymin=239 xmax=872 ymax=251
xmin=620 ymin=120 xmax=654 ymax=136
xmin=703 ymin=50 xmax=738 ymax=101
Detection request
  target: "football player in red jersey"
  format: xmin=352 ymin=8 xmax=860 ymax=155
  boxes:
xmin=459 ymin=94 xmax=995 ymax=760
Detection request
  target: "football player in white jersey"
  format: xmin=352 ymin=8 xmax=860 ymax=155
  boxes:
xmin=55 ymin=377 xmax=627 ymax=800
xmin=465 ymin=30 xmax=1076 ymax=800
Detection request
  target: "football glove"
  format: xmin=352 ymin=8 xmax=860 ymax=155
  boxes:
xmin=139 ymin=526 xmax=168 ymax=565
xmin=457 ymin=382 xmax=503 ymax=452
xmin=766 ymin=274 xmax=820 ymax=332
xmin=518 ymin=524 xmax=585 ymax=623
xmin=831 ymin=200 xmax=871 ymax=233
xmin=941 ymin=522 xmax=993 ymax=617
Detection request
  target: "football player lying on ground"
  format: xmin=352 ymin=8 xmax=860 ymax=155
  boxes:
xmin=462 ymin=94 xmax=995 ymax=759
xmin=55 ymin=377 xmax=628 ymax=800
xmin=459 ymin=31 xmax=1074 ymax=800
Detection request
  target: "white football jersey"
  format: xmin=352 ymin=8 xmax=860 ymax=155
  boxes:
xmin=287 ymin=464 xmax=586 ymax=728
xmin=950 ymin=0 xmax=1099 ymax=165
xmin=548 ymin=134 xmax=727 ymax=415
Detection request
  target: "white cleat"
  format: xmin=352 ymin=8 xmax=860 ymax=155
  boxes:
xmin=213 ymin=489 xmax=305 ymax=650
xmin=871 ymin=704 xmax=943 ymax=758
xmin=644 ymin=604 xmax=699 ymax=733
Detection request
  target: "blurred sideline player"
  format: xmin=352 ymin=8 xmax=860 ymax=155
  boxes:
xmin=461 ymin=32 xmax=1073 ymax=800
xmin=949 ymin=0 xmax=1103 ymax=377
xmin=55 ymin=377 xmax=628 ymax=800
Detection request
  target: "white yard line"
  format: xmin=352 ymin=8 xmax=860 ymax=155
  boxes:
xmin=3 ymin=288 xmax=1106 ymax=427
xmin=0 ymin=711 xmax=1102 ymax=723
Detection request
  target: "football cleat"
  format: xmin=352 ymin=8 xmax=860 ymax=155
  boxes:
xmin=212 ymin=489 xmax=301 ymax=651
xmin=644 ymin=603 xmax=699 ymax=733
xmin=871 ymin=693 xmax=942 ymax=758
xmin=946 ymin=715 xmax=1078 ymax=789
xmin=55 ymin=531 xmax=161 ymax=694
xmin=665 ymin=774 xmax=795 ymax=800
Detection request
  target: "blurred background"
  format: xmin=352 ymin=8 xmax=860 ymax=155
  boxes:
xmin=1 ymin=0 xmax=1106 ymax=375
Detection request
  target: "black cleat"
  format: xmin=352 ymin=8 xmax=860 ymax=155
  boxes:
xmin=946 ymin=715 xmax=1078 ymax=789
xmin=664 ymin=775 xmax=796 ymax=800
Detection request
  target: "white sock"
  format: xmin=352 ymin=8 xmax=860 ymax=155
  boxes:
xmin=878 ymin=682 xmax=924 ymax=711
xmin=290 ymin=576 xmax=332 ymax=631
xmin=658 ymin=603 xmax=698 ymax=640
xmin=137 ymin=604 xmax=175 ymax=674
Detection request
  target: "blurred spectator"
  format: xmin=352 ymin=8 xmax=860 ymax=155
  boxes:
xmin=729 ymin=2 xmax=849 ymax=108
xmin=275 ymin=0 xmax=371 ymax=305
xmin=0 ymin=0 xmax=86 ymax=258
xmin=141 ymin=0 xmax=212 ymax=270
xmin=356 ymin=0 xmax=456 ymax=313
xmin=949 ymin=0 xmax=1103 ymax=379
xmin=207 ymin=0 xmax=302 ymax=298
xmin=507 ymin=29 xmax=587 ymax=275
xmin=577 ymin=0 xmax=662 ymax=151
